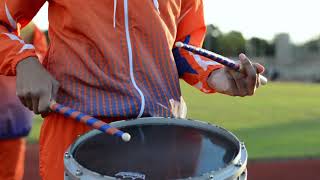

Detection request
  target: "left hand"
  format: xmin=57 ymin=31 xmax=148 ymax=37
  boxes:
xmin=207 ymin=53 xmax=265 ymax=97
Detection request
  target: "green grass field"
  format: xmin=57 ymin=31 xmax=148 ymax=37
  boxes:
xmin=28 ymin=82 xmax=320 ymax=159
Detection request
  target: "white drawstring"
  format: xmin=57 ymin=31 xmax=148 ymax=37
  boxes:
xmin=153 ymin=0 xmax=160 ymax=13
xmin=113 ymin=0 xmax=117 ymax=29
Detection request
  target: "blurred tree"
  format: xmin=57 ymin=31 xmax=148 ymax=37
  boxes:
xmin=304 ymin=37 xmax=320 ymax=53
xmin=217 ymin=31 xmax=246 ymax=57
xmin=44 ymin=30 xmax=50 ymax=43
xmin=265 ymin=42 xmax=275 ymax=57
xmin=20 ymin=22 xmax=36 ymax=43
xmin=203 ymin=24 xmax=222 ymax=53
xmin=248 ymin=37 xmax=275 ymax=57
xmin=203 ymin=25 xmax=276 ymax=57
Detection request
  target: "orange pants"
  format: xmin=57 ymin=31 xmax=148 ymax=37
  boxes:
xmin=39 ymin=114 xmax=92 ymax=180
xmin=0 ymin=138 xmax=26 ymax=180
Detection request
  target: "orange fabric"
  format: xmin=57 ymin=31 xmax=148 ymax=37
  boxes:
xmin=0 ymin=0 xmax=45 ymax=75
xmin=39 ymin=114 xmax=93 ymax=180
xmin=175 ymin=0 xmax=223 ymax=93
xmin=0 ymin=32 xmax=37 ymax=75
xmin=0 ymin=138 xmax=26 ymax=180
xmin=0 ymin=0 xmax=221 ymax=119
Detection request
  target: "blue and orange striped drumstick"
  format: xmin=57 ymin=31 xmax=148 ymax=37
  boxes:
xmin=49 ymin=101 xmax=131 ymax=142
xmin=175 ymin=42 xmax=268 ymax=85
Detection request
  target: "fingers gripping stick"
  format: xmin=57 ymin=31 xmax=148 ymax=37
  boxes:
xmin=175 ymin=42 xmax=268 ymax=85
xmin=49 ymin=101 xmax=131 ymax=142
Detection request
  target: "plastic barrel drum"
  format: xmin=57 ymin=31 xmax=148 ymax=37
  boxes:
xmin=64 ymin=117 xmax=248 ymax=180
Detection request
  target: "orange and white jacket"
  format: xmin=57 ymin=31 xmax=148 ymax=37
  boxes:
xmin=0 ymin=0 xmax=222 ymax=119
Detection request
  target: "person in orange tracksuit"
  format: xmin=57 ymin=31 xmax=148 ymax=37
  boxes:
xmin=0 ymin=22 xmax=47 ymax=180
xmin=0 ymin=0 xmax=264 ymax=179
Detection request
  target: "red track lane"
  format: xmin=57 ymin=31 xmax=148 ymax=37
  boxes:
xmin=248 ymin=159 xmax=320 ymax=180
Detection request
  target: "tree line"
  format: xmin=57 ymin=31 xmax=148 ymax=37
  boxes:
xmin=203 ymin=24 xmax=320 ymax=57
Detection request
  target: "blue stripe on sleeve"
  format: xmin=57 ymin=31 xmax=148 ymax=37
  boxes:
xmin=172 ymin=35 xmax=198 ymax=77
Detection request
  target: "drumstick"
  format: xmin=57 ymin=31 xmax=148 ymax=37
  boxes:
xmin=175 ymin=42 xmax=268 ymax=85
xmin=49 ymin=101 xmax=131 ymax=142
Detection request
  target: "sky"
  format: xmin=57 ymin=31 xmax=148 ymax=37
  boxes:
xmin=33 ymin=0 xmax=320 ymax=44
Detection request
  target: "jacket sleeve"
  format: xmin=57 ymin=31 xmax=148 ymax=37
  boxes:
xmin=0 ymin=0 xmax=46 ymax=76
xmin=173 ymin=0 xmax=223 ymax=93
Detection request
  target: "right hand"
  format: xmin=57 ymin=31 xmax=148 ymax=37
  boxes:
xmin=16 ymin=57 xmax=59 ymax=114
xmin=208 ymin=54 xmax=264 ymax=97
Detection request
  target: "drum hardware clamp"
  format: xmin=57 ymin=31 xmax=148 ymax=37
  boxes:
xmin=75 ymin=169 xmax=83 ymax=176
xmin=64 ymin=152 xmax=71 ymax=159
xmin=241 ymin=142 xmax=246 ymax=149
xmin=236 ymin=160 xmax=243 ymax=167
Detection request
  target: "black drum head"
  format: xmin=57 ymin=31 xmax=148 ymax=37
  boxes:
xmin=72 ymin=124 xmax=238 ymax=179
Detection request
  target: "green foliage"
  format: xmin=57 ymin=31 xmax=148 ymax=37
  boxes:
xmin=304 ymin=38 xmax=320 ymax=53
xmin=216 ymin=31 xmax=246 ymax=56
xmin=204 ymin=24 xmax=275 ymax=57
xmin=27 ymin=115 xmax=43 ymax=143
xmin=248 ymin=37 xmax=275 ymax=57
xmin=204 ymin=26 xmax=246 ymax=57
xmin=203 ymin=25 xmax=222 ymax=53
xmin=44 ymin=30 xmax=50 ymax=43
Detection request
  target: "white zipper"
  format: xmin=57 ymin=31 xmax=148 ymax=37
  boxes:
xmin=124 ymin=0 xmax=145 ymax=118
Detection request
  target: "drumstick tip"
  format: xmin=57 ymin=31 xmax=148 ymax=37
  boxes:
xmin=175 ymin=42 xmax=184 ymax=48
xmin=259 ymin=75 xmax=268 ymax=85
xmin=122 ymin=133 xmax=131 ymax=142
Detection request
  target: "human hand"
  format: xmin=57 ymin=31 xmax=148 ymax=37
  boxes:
xmin=16 ymin=57 xmax=59 ymax=114
xmin=207 ymin=53 xmax=264 ymax=96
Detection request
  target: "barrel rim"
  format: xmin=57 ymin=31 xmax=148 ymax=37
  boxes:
xmin=64 ymin=117 xmax=248 ymax=180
